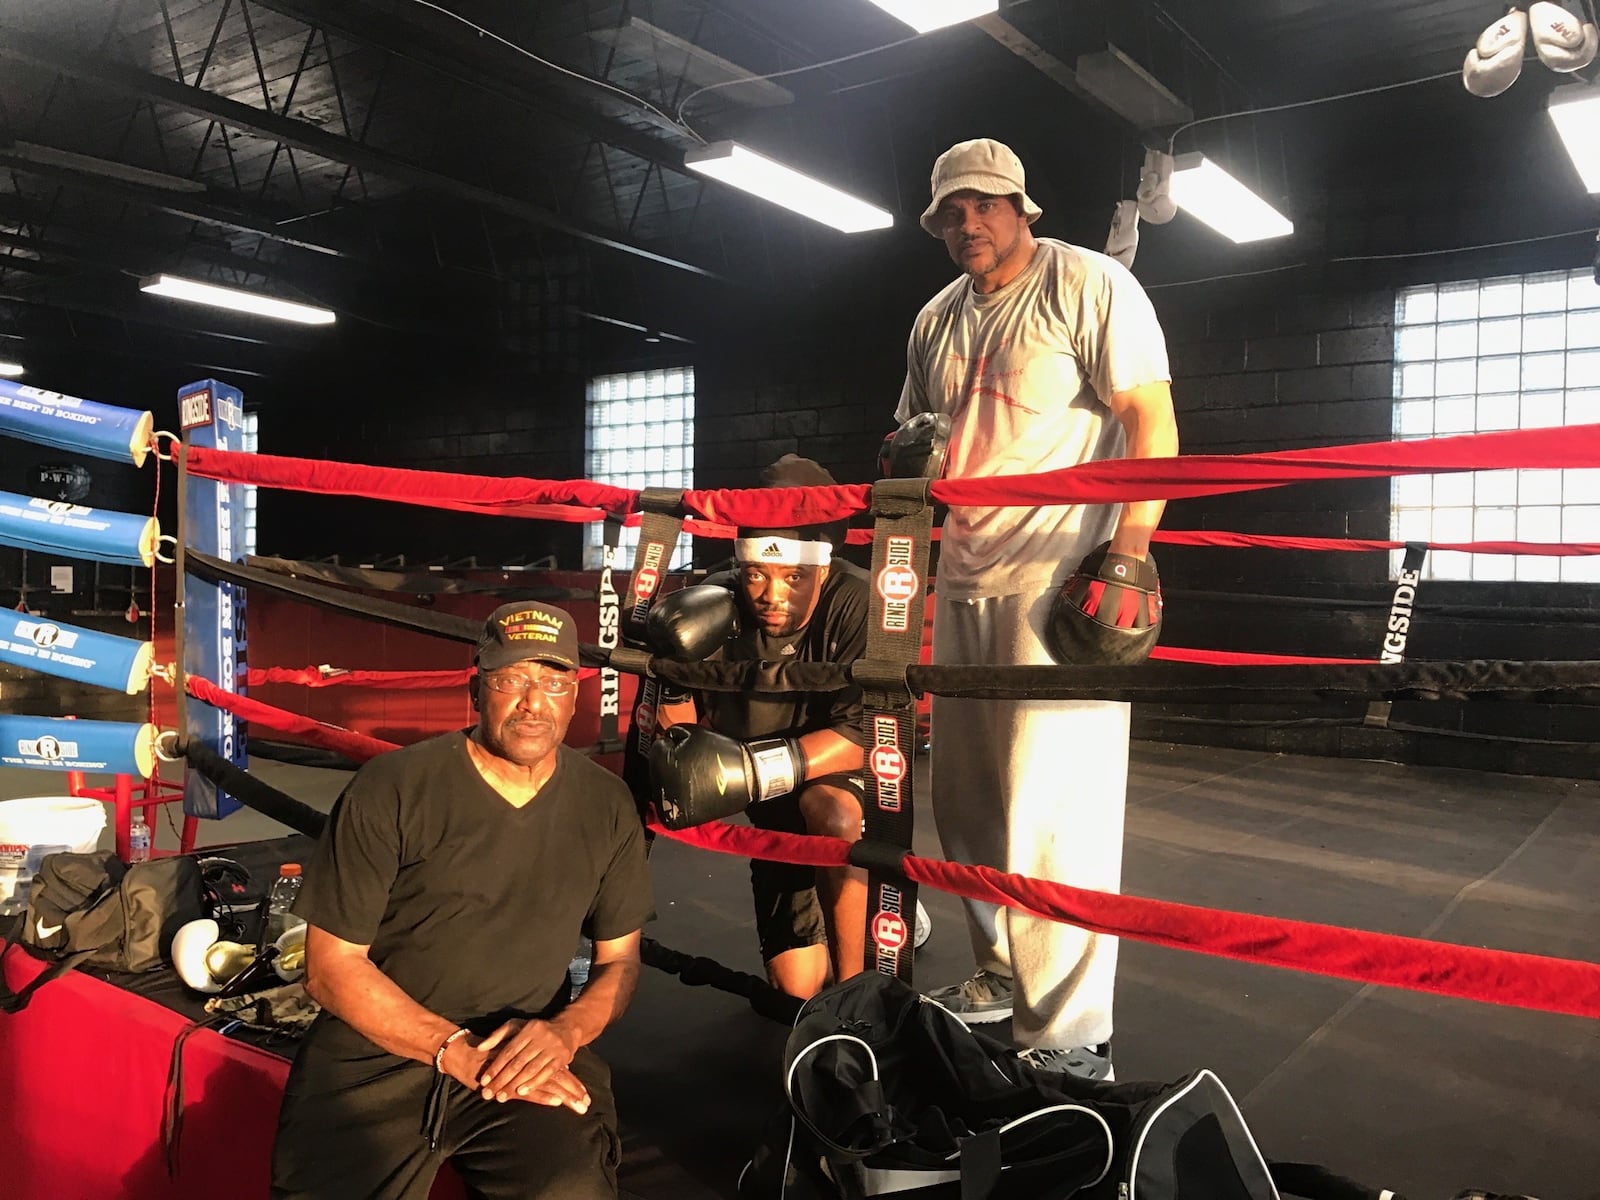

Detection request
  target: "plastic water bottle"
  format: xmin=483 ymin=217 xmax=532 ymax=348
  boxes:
xmin=568 ymin=937 xmax=593 ymax=997
xmin=258 ymin=863 xmax=305 ymax=953
xmin=127 ymin=815 xmax=152 ymax=864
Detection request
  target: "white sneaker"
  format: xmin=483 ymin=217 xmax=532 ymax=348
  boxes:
xmin=913 ymin=900 xmax=932 ymax=950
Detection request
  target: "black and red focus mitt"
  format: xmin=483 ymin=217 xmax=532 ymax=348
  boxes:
xmin=1044 ymin=542 xmax=1162 ymax=666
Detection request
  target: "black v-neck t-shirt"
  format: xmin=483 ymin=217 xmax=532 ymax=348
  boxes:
xmin=296 ymin=731 xmax=654 ymax=1044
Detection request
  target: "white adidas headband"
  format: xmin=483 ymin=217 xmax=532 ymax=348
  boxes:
xmin=734 ymin=536 xmax=832 ymax=567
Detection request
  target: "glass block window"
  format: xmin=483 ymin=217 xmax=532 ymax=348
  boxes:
xmin=1392 ymin=268 xmax=1600 ymax=582
xmin=584 ymin=367 xmax=695 ymax=569
xmin=241 ymin=410 xmax=259 ymax=558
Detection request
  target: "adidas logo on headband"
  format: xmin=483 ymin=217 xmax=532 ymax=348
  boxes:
xmin=734 ymin=535 xmax=832 ymax=567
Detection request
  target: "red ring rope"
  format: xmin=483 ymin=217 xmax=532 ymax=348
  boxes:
xmin=182 ymin=676 xmax=1600 ymax=1020
xmin=188 ymin=422 xmax=1600 ymax=527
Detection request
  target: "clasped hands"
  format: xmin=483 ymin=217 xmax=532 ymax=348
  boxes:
xmin=440 ymin=1018 xmax=589 ymax=1113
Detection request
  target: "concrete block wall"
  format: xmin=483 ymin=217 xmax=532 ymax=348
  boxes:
xmin=1141 ymin=275 xmax=1600 ymax=778
xmin=692 ymin=331 xmax=902 ymax=497
xmin=261 ymin=367 xmax=589 ymax=568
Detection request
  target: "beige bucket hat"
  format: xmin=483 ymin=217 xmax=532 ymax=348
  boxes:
xmin=919 ymin=138 xmax=1043 ymax=236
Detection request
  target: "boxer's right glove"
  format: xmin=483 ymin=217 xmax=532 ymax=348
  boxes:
xmin=642 ymin=584 xmax=739 ymax=661
xmin=648 ymin=725 xmax=806 ymax=830
xmin=1044 ymin=541 xmax=1162 ymax=666
xmin=642 ymin=584 xmax=739 ymax=703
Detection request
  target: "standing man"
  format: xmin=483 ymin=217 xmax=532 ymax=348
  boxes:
xmin=897 ymin=138 xmax=1178 ymax=1080
xmin=273 ymin=603 xmax=654 ymax=1200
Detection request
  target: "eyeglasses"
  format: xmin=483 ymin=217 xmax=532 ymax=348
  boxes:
xmin=480 ymin=671 xmax=578 ymax=698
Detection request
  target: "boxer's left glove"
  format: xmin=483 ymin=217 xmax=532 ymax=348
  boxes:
xmin=1044 ymin=541 xmax=1162 ymax=666
xmin=648 ymin=725 xmax=806 ymax=830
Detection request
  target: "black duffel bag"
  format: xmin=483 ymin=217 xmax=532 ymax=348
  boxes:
xmin=740 ymin=971 xmax=1356 ymax=1200
xmin=0 ymin=849 xmax=204 ymax=1013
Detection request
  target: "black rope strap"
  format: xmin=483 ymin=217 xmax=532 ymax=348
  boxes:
xmin=857 ymin=477 xmax=934 ymax=985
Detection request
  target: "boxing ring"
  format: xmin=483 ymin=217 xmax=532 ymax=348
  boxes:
xmin=1 ymin=377 xmax=1599 ymax=1199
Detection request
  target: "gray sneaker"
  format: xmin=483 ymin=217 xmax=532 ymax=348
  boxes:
xmin=925 ymin=969 xmax=1013 ymax=1023
xmin=1016 ymin=1041 xmax=1115 ymax=1082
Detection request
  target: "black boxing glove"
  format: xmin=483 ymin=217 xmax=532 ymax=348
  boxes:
xmin=1044 ymin=541 xmax=1162 ymax=666
xmin=642 ymin=585 xmax=740 ymax=661
xmin=648 ymin=725 xmax=807 ymax=830
xmin=881 ymin=412 xmax=952 ymax=479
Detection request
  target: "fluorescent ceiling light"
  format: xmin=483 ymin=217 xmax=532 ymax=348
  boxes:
xmin=138 ymin=274 xmax=337 ymax=325
xmin=1168 ymin=153 xmax=1293 ymax=243
xmin=684 ymin=141 xmax=893 ymax=234
xmin=864 ymin=0 xmax=997 ymax=32
xmin=1549 ymin=83 xmax=1600 ymax=193
xmin=0 ymin=361 xmax=23 ymax=377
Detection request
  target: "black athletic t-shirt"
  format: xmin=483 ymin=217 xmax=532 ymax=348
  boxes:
xmin=296 ymin=731 xmax=654 ymax=1039
xmin=699 ymin=563 xmax=869 ymax=744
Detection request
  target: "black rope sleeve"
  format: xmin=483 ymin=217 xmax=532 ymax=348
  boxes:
xmin=649 ymin=656 xmax=1600 ymax=706
xmin=846 ymin=839 xmax=912 ymax=878
xmin=639 ymin=937 xmax=802 ymax=1025
xmin=187 ymin=549 xmax=610 ymax=667
xmin=181 ymin=741 xmax=328 ymax=839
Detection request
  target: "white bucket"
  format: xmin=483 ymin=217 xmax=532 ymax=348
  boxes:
xmin=0 ymin=796 xmax=108 ymax=916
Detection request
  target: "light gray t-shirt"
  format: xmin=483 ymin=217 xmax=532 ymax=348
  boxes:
xmin=896 ymin=238 xmax=1171 ymax=599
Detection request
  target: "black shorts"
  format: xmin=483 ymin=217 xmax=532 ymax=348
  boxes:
xmin=747 ymin=773 xmax=864 ymax=962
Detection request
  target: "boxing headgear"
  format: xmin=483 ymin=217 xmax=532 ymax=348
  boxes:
xmin=881 ymin=412 xmax=952 ymax=480
xmin=1045 ymin=542 xmax=1163 ymax=667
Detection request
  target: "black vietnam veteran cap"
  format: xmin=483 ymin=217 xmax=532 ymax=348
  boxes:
xmin=475 ymin=602 xmax=580 ymax=672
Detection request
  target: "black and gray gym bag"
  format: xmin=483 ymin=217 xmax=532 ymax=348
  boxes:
xmin=740 ymin=971 xmax=1370 ymax=1200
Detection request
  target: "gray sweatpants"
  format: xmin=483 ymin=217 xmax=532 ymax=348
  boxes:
xmin=929 ymin=589 xmax=1128 ymax=1051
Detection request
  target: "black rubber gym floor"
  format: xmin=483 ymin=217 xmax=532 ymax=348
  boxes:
xmin=611 ymin=742 xmax=1600 ymax=1200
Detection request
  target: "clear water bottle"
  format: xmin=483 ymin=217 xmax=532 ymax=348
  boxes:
xmin=258 ymin=863 xmax=305 ymax=953
xmin=127 ymin=815 xmax=152 ymax=864
xmin=568 ymin=937 xmax=593 ymax=997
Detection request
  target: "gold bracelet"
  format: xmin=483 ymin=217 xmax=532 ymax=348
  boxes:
xmin=433 ymin=1027 xmax=469 ymax=1074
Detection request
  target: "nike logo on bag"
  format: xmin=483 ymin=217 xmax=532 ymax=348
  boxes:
xmin=35 ymin=918 xmax=63 ymax=939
